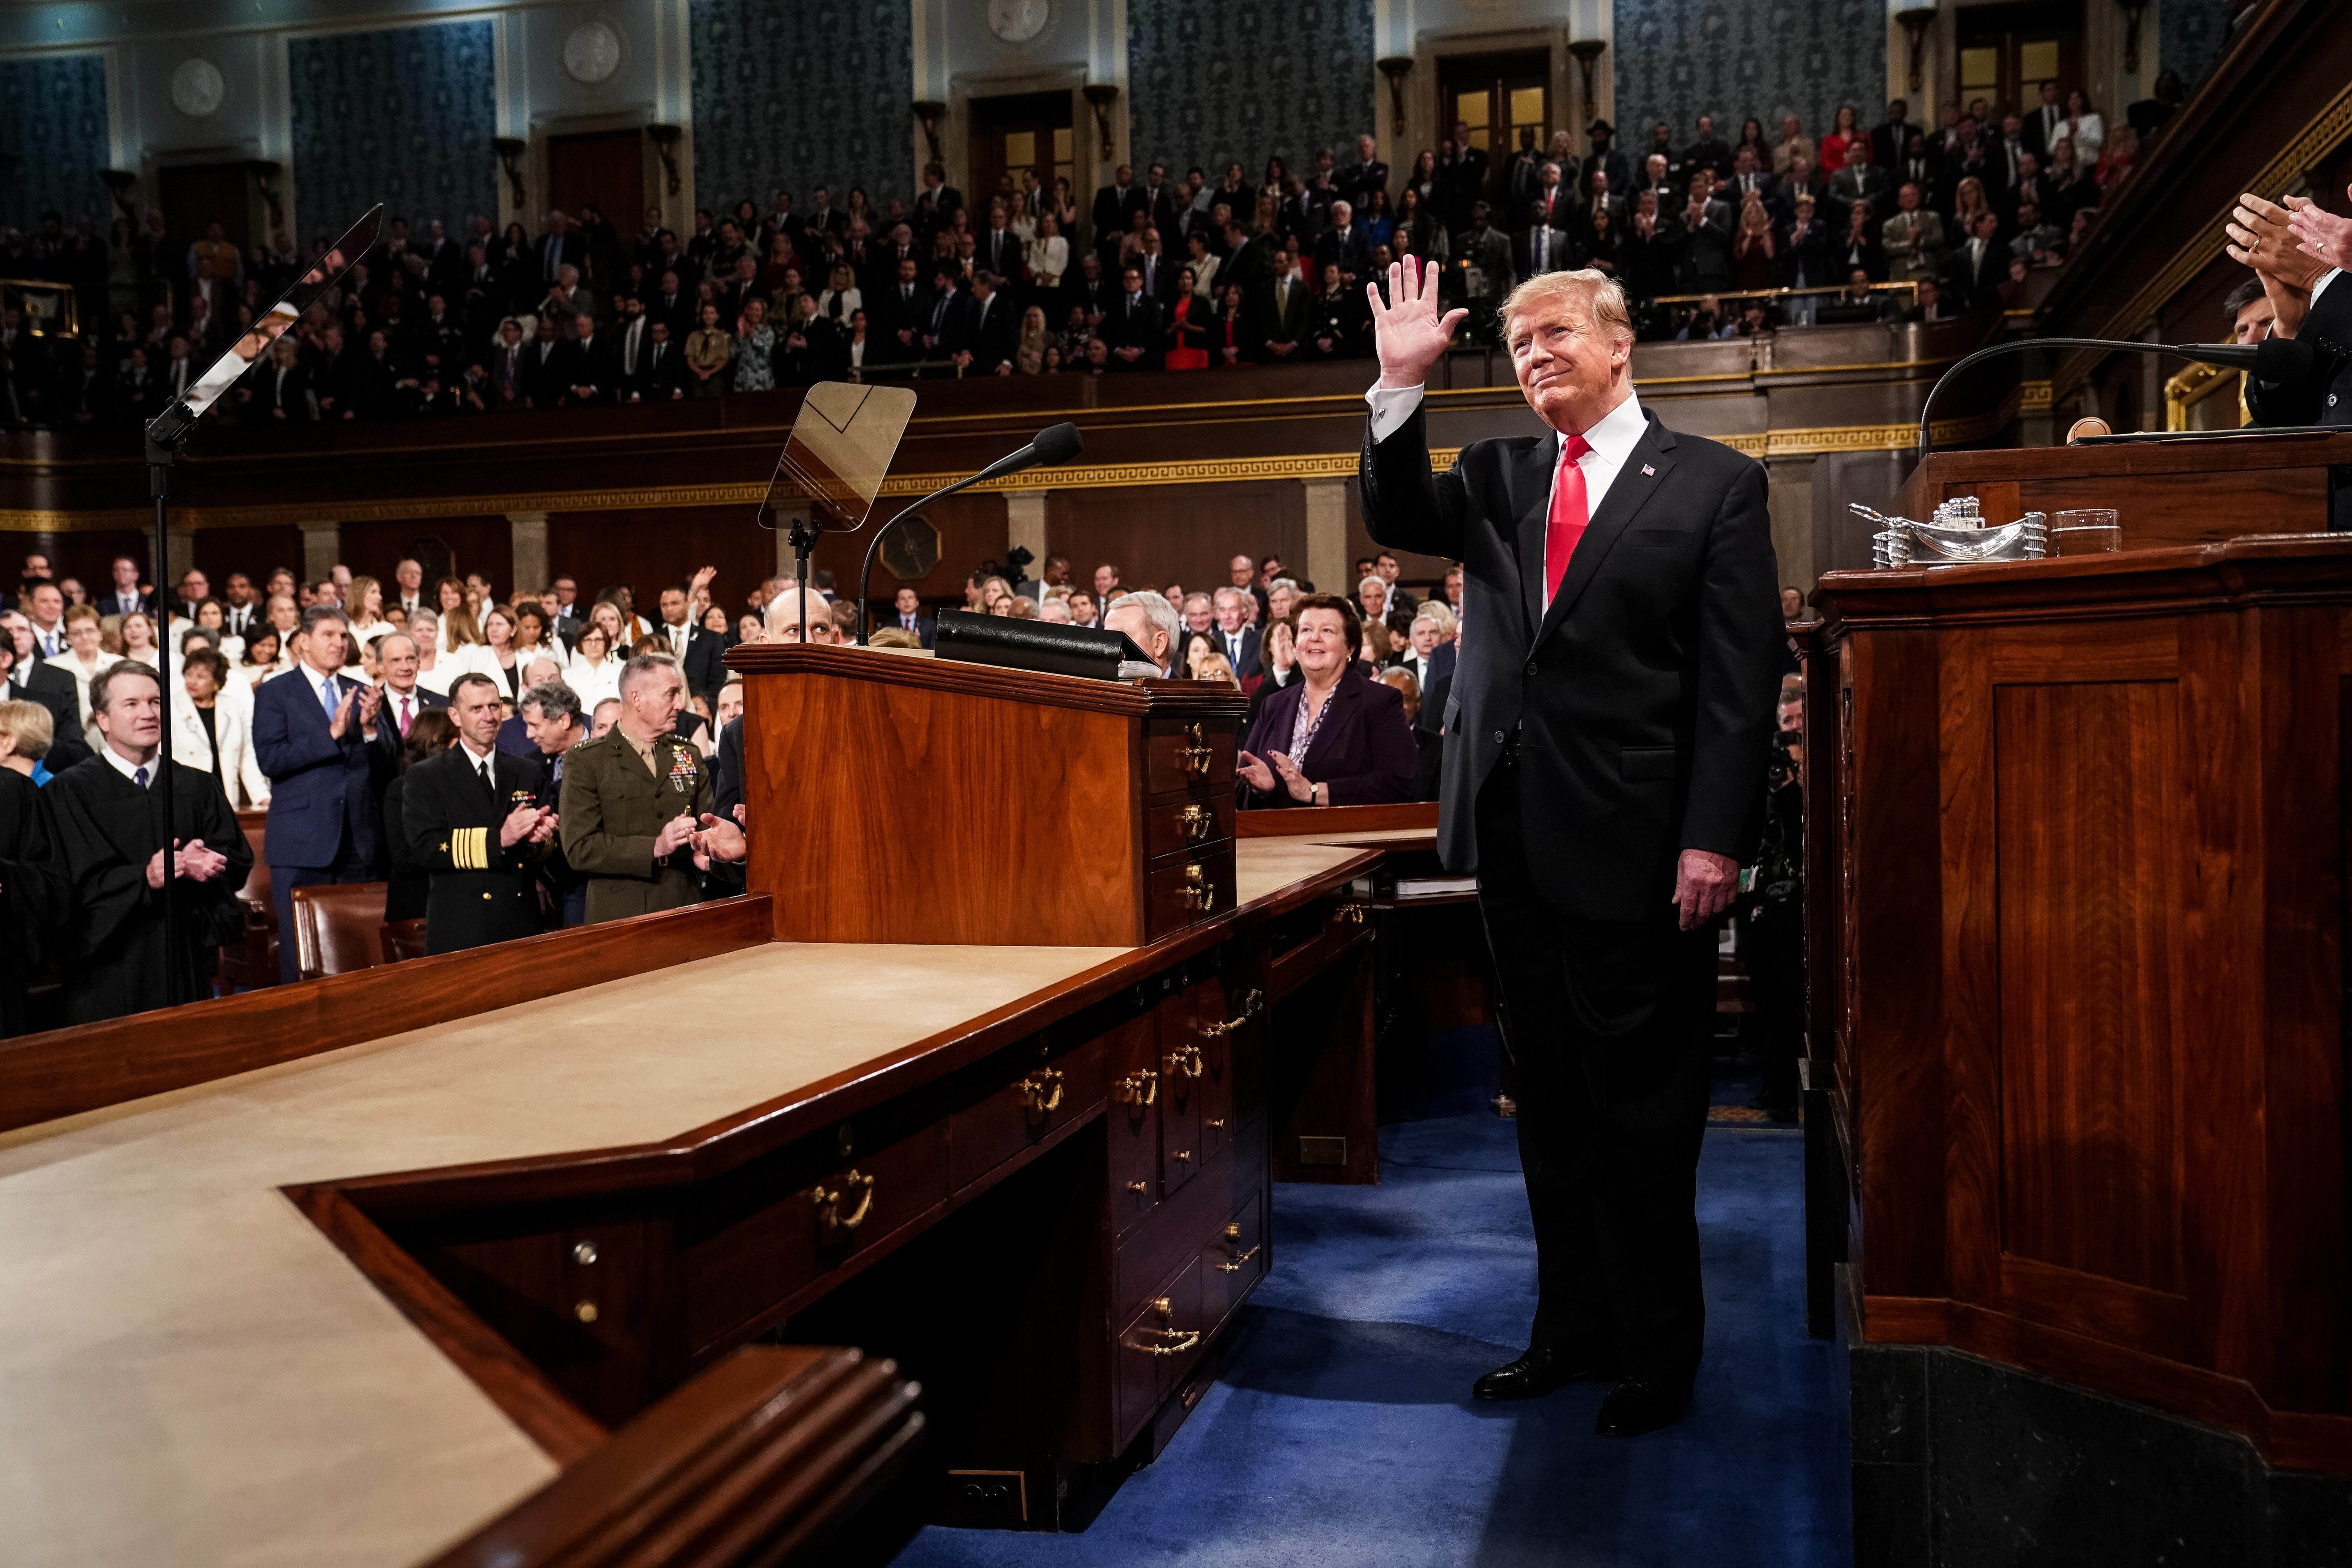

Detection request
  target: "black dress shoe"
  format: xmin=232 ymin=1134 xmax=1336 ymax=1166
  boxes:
xmin=1472 ymin=1342 xmax=1619 ymax=1401
xmin=1595 ymin=1375 xmax=1693 ymax=1436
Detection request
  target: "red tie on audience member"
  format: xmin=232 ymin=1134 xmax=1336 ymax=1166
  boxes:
xmin=1544 ymin=432 xmax=1593 ymax=605
xmin=398 ymin=695 xmax=412 ymax=736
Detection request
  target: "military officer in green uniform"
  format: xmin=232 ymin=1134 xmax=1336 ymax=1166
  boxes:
xmin=405 ymin=671 xmax=559 ymax=953
xmin=559 ymin=653 xmax=715 ymax=924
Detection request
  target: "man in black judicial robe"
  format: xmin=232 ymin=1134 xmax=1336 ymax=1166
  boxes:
xmin=42 ymin=661 xmax=250 ymax=1024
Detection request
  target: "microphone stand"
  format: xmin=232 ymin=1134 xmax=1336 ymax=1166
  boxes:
xmin=1913 ymin=337 xmax=2259 ymax=464
xmin=143 ymin=430 xmax=181 ymax=1006
xmin=854 ymin=465 xmax=1033 ymax=645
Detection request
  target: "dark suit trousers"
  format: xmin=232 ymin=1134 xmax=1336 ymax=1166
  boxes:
xmin=1474 ymin=755 xmax=1717 ymax=1381
xmin=272 ymin=811 xmax=376 ymax=983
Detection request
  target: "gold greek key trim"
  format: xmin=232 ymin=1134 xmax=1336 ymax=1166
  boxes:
xmin=0 ymin=416 xmax=2016 ymax=532
xmin=2018 ymin=379 xmax=2053 ymax=412
xmin=2056 ymin=79 xmax=2352 ymax=395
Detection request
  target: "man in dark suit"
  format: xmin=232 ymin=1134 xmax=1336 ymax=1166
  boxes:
xmin=977 ymin=212 xmax=1024 ymax=281
xmin=2022 ymin=81 xmax=2065 ymax=160
xmin=1682 ymin=116 xmax=1733 ymax=183
xmin=404 ymin=671 xmax=556 ymax=955
xmin=913 ymin=163 xmax=963 ymax=236
xmin=2234 ymin=186 xmax=2352 ymax=526
xmin=630 ymin=320 xmax=685 ymax=401
xmin=554 ymin=311 xmax=617 ymax=405
xmin=1398 ymin=606 xmax=1457 ymax=697
xmin=1339 ymin=134 xmax=1390 ymax=207
xmin=100 ymin=556 xmax=154 ymax=619
xmin=653 ymin=584 xmax=726 ymax=701
xmin=887 ymin=586 xmax=935 ymax=648
xmin=921 ymin=265 xmax=974 ymax=370
xmin=1515 ymin=204 xmax=1575 ymax=279
xmin=1871 ymin=100 xmax=1915 ymax=171
xmin=1209 ymin=588 xmax=1261 ymax=677
xmin=518 ymin=677 xmax=591 ymax=926
xmin=1315 ymin=201 xmax=1374 ymax=281
xmin=962 ymin=272 xmax=1017 ymax=375
xmin=1942 ymin=209 xmax=2007 ymax=311
xmin=251 ymin=606 xmax=389 ymax=982
xmin=1107 ymin=265 xmax=1163 ymax=371
xmin=1359 ymin=257 xmax=1780 ymax=1436
xmin=368 ymin=632 xmax=448 ymax=774
xmin=0 ymin=618 xmax=89 ymax=769
xmin=1252 ymin=250 xmax=1311 ymax=362
xmin=537 ymin=212 xmax=589 ymax=286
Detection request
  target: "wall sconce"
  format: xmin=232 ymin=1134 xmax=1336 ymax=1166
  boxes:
xmin=1082 ymin=83 xmax=1120 ymax=160
xmin=1567 ymin=39 xmax=1608 ymax=116
xmin=911 ymin=100 xmax=947 ymax=166
xmin=494 ymin=136 xmax=528 ymax=209
xmin=646 ymin=123 xmax=682 ymax=195
xmin=243 ymin=159 xmax=284 ymax=231
xmin=1376 ymin=57 xmax=1413 ymax=137
xmin=98 ymin=168 xmax=140 ymax=224
xmin=1895 ymin=7 xmax=1937 ymax=95
xmin=2118 ymin=0 xmax=2148 ymax=73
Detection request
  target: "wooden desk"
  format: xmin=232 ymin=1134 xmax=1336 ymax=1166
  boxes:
xmin=0 ymin=836 xmax=1387 ymax=1564
xmin=1810 ymin=534 xmax=2352 ymax=1558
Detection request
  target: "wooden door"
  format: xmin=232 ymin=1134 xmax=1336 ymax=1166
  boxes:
xmin=969 ymin=91 xmax=1073 ymax=211
xmin=1436 ymin=49 xmax=1552 ymax=197
xmin=1957 ymin=0 xmax=2084 ymax=120
xmin=546 ymin=131 xmax=645 ymax=237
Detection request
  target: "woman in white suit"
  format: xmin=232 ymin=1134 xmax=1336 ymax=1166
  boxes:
xmin=174 ymin=644 xmax=270 ymax=808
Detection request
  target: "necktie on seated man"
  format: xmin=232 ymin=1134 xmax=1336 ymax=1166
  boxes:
xmin=1545 ymin=433 xmax=1594 ymax=606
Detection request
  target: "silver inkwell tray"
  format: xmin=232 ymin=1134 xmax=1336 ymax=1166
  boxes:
xmin=1855 ymin=495 xmax=2049 ymax=568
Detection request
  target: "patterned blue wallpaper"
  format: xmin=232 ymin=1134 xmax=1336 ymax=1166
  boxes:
xmin=1128 ymin=0 xmax=1375 ymax=183
xmin=0 ymin=55 xmax=110 ymax=230
xmin=290 ymin=21 xmax=497 ymax=238
xmin=690 ymin=0 xmax=914 ymax=212
xmin=1613 ymin=0 xmax=1885 ymax=154
xmin=2160 ymin=0 xmax=2233 ymax=87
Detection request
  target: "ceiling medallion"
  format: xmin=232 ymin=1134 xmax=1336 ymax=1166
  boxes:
xmin=170 ymin=57 xmax=226 ymax=119
xmin=986 ymin=0 xmax=1051 ymax=46
xmin=562 ymin=20 xmax=624 ymax=85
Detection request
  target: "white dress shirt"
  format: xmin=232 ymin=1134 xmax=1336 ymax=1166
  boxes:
xmin=101 ymin=743 xmax=158 ymax=788
xmin=1365 ymin=381 xmax=1649 ymax=572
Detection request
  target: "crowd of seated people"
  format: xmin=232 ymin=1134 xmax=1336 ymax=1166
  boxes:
xmin=0 ymin=69 xmax=2178 ymax=429
xmin=0 ymin=541 xmax=1473 ymax=1027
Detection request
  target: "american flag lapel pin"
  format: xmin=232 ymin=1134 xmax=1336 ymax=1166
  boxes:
xmin=1642 ymin=463 xmax=1657 ymax=476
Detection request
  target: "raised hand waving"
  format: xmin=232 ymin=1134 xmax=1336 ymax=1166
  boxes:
xmin=1366 ymin=256 xmax=1468 ymax=390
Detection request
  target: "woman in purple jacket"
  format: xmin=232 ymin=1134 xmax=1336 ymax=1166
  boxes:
xmin=1236 ymin=593 xmax=1419 ymax=808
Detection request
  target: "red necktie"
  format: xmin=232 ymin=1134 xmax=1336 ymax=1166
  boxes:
xmin=1544 ymin=433 xmax=1593 ymax=604
xmin=398 ymin=696 xmax=411 ymax=735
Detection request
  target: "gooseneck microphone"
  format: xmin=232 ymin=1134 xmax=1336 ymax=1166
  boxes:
xmin=857 ymin=422 xmax=1085 ymax=644
xmin=1914 ymin=338 xmax=2263 ymax=463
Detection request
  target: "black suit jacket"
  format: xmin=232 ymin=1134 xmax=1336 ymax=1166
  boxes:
xmin=370 ymin=684 xmax=450 ymax=771
xmin=1359 ymin=403 xmax=1781 ymax=920
xmin=3 ymin=665 xmax=89 ymax=770
xmin=2246 ymin=279 xmax=2352 ymax=528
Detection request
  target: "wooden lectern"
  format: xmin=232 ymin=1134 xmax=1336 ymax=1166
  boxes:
xmin=1810 ymin=528 xmax=2352 ymax=1561
xmin=728 ymin=645 xmax=1248 ymax=946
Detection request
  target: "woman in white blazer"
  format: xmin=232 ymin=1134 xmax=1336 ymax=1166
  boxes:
xmin=174 ymin=644 xmax=269 ymax=808
xmin=563 ymin=618 xmax=623 ymax=711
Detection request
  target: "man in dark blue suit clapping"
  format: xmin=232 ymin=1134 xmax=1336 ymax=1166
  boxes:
xmin=252 ymin=605 xmax=388 ymax=982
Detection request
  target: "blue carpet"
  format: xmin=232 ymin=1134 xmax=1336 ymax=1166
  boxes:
xmin=895 ymin=1059 xmax=1848 ymax=1567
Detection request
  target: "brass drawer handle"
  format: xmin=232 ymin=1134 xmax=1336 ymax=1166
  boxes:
xmin=1180 ymin=802 xmax=1214 ymax=842
xmin=1216 ymin=1245 xmax=1261 ymax=1274
xmin=1181 ymin=864 xmax=1214 ymax=912
xmin=1019 ymin=1067 xmax=1065 ymax=1114
xmin=811 ymin=1170 xmax=875 ymax=1241
xmin=1166 ymin=1044 xmax=1204 ymax=1079
xmin=1140 ymin=1326 xmax=1203 ymax=1356
xmin=1206 ymin=1117 xmax=1226 ymax=1131
xmin=1199 ymin=988 xmax=1263 ymax=1039
xmin=1116 ymin=1071 xmax=1158 ymax=1108
xmin=1178 ymin=722 xmax=1213 ymax=776
xmin=1171 ymin=1149 xmax=1192 ymax=1164
xmin=1335 ymin=902 xmax=1368 ymax=925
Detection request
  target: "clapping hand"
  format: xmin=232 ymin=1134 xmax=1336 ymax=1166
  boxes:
xmin=499 ymin=803 xmax=550 ymax=848
xmin=2287 ymin=185 xmax=2352 ymax=273
xmin=691 ymin=811 xmax=747 ymax=864
xmin=1366 ymin=256 xmax=1467 ymax=390
xmin=326 ymin=686 xmax=358 ymax=740
xmin=2227 ymin=192 xmax=2330 ymax=291
xmin=652 ymin=813 xmax=697 ymax=858
xmin=1269 ymin=750 xmax=1316 ymax=803
xmin=176 ymin=838 xmax=229 ymax=882
xmin=1235 ymin=750 xmax=1276 ymax=793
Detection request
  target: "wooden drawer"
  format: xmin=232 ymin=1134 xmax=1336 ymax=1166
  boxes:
xmin=948 ymin=1034 xmax=1104 ymax=1191
xmin=1267 ymin=893 xmax=1371 ymax=999
xmin=1105 ymin=1011 xmax=1161 ymax=1239
xmin=1200 ymin=1193 xmax=1266 ymax=1329
xmin=1189 ymin=969 xmax=1264 ymax=1162
xmin=682 ymin=1122 xmax=947 ymax=1354
xmin=1145 ymin=795 xmax=1232 ymax=861
xmin=1145 ymin=844 xmax=1236 ymax=940
xmin=1144 ymin=717 xmax=1234 ymax=798
xmin=1159 ymin=981 xmax=1204 ymax=1200
xmin=1112 ymin=1118 xmax=1267 ymax=1327
xmin=1115 ymin=1255 xmax=1208 ymax=1447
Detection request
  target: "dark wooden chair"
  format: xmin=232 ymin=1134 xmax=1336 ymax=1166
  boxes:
xmin=379 ymin=918 xmax=430 ymax=965
xmin=216 ymin=809 xmax=277 ymax=993
xmin=290 ymin=882 xmax=390 ymax=981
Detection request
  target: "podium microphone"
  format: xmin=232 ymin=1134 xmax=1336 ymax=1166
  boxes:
xmin=857 ymin=422 xmax=1084 ymax=644
xmin=1914 ymin=337 xmax=2261 ymax=463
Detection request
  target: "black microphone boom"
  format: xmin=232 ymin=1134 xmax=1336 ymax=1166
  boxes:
xmin=856 ymin=423 xmax=1084 ymax=644
xmin=1914 ymin=338 xmax=2262 ymax=463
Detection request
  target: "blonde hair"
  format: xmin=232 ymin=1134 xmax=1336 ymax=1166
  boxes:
xmin=0 ymin=699 xmax=52 ymax=759
xmin=1499 ymin=267 xmax=1633 ymax=347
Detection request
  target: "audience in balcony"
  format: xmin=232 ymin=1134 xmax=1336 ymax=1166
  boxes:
xmin=2 ymin=75 xmax=2139 ymax=432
